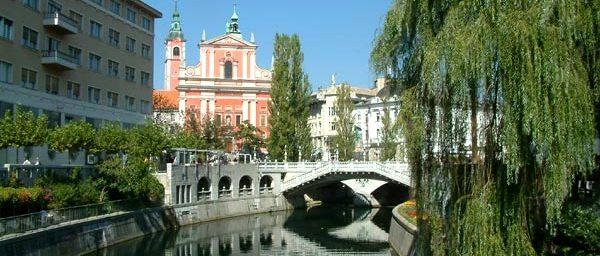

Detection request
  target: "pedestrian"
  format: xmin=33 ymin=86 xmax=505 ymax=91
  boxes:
xmin=22 ymin=158 xmax=31 ymax=165
xmin=34 ymin=157 xmax=40 ymax=165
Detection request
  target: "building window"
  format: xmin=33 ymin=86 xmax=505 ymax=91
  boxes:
xmin=141 ymin=44 xmax=150 ymax=58
xmin=21 ymin=27 xmax=38 ymax=49
xmin=89 ymin=20 xmax=102 ymax=39
xmin=88 ymin=86 xmax=100 ymax=104
xmin=107 ymin=91 xmax=118 ymax=107
xmin=173 ymin=47 xmax=180 ymax=56
xmin=68 ymin=46 xmax=81 ymax=65
xmin=47 ymin=0 xmax=62 ymax=13
xmin=329 ymin=107 xmax=335 ymax=116
xmin=215 ymin=114 xmax=222 ymax=126
xmin=224 ymin=61 xmax=232 ymax=79
xmin=20 ymin=68 xmax=36 ymax=89
xmin=91 ymin=0 xmax=103 ymax=6
xmin=0 ymin=61 xmax=12 ymax=83
xmin=68 ymin=11 xmax=82 ymax=29
xmin=22 ymin=0 xmax=38 ymax=10
xmin=140 ymin=71 xmax=150 ymax=86
xmin=126 ymin=37 xmax=135 ymax=52
xmin=125 ymin=96 xmax=134 ymax=111
xmin=0 ymin=17 xmax=14 ymax=41
xmin=88 ymin=53 xmax=101 ymax=72
xmin=330 ymin=122 xmax=336 ymax=131
xmin=260 ymin=115 xmax=266 ymax=127
xmin=235 ymin=115 xmax=241 ymax=126
xmin=141 ymin=17 xmax=151 ymax=30
xmin=140 ymin=100 xmax=150 ymax=114
xmin=125 ymin=66 xmax=135 ymax=82
xmin=108 ymin=29 xmax=119 ymax=47
xmin=108 ymin=60 xmax=119 ymax=77
xmin=46 ymin=37 xmax=60 ymax=52
xmin=109 ymin=0 xmax=120 ymax=15
xmin=376 ymin=113 xmax=381 ymax=122
xmin=126 ymin=8 xmax=136 ymax=24
xmin=45 ymin=75 xmax=59 ymax=95
xmin=67 ymin=81 xmax=80 ymax=99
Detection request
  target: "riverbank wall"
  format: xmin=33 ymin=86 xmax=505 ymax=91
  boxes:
xmin=388 ymin=204 xmax=417 ymax=256
xmin=0 ymin=194 xmax=293 ymax=256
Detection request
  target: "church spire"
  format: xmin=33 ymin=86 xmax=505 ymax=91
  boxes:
xmin=166 ymin=0 xmax=185 ymax=41
xmin=225 ymin=4 xmax=242 ymax=38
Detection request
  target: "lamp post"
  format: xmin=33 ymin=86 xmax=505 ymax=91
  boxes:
xmin=336 ymin=143 xmax=339 ymax=162
xmin=299 ymin=145 xmax=302 ymax=162
xmin=284 ymin=145 xmax=288 ymax=162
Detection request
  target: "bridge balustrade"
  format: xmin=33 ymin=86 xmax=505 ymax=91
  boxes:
xmin=218 ymin=187 xmax=232 ymax=198
xmin=259 ymin=186 xmax=274 ymax=195
xmin=239 ymin=185 xmax=253 ymax=197
xmin=197 ymin=189 xmax=211 ymax=201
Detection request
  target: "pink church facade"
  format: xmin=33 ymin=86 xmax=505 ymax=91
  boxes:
xmin=157 ymin=5 xmax=272 ymax=140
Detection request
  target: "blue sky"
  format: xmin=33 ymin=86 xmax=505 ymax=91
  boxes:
xmin=146 ymin=0 xmax=393 ymax=90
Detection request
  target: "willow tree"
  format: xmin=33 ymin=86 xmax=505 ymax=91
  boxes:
xmin=333 ymin=84 xmax=355 ymax=161
xmin=372 ymin=0 xmax=598 ymax=255
xmin=268 ymin=33 xmax=312 ymax=161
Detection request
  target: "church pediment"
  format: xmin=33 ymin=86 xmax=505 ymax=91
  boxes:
xmin=202 ymin=34 xmax=255 ymax=47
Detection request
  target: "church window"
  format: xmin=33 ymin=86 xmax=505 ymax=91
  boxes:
xmin=173 ymin=47 xmax=180 ymax=56
xmin=224 ymin=61 xmax=232 ymax=79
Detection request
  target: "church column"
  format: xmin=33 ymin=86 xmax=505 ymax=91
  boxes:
xmin=209 ymin=49 xmax=215 ymax=78
xmin=202 ymin=50 xmax=207 ymax=77
xmin=178 ymin=91 xmax=186 ymax=127
xmin=209 ymin=99 xmax=216 ymax=116
xmin=242 ymin=100 xmax=248 ymax=121
xmin=242 ymin=51 xmax=247 ymax=79
xmin=250 ymin=51 xmax=255 ymax=78
xmin=200 ymin=98 xmax=207 ymax=118
xmin=250 ymin=100 xmax=256 ymax=126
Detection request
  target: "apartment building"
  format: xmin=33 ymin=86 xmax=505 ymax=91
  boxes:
xmin=0 ymin=0 xmax=161 ymax=128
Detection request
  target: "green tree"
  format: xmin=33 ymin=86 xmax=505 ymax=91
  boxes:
xmin=94 ymin=122 xmax=128 ymax=154
xmin=333 ymin=84 xmax=355 ymax=161
xmin=236 ymin=121 xmax=264 ymax=155
xmin=201 ymin=115 xmax=223 ymax=150
xmin=126 ymin=122 xmax=170 ymax=159
xmin=0 ymin=108 xmax=49 ymax=162
xmin=48 ymin=121 xmax=96 ymax=163
xmin=380 ymin=99 xmax=399 ymax=161
xmin=372 ymin=0 xmax=598 ymax=254
xmin=268 ymin=33 xmax=312 ymax=161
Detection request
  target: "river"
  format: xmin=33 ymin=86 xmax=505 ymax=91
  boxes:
xmin=87 ymin=206 xmax=393 ymax=255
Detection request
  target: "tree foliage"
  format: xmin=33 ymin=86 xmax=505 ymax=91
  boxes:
xmin=372 ymin=0 xmax=599 ymax=254
xmin=268 ymin=33 xmax=312 ymax=161
xmin=381 ymin=99 xmax=399 ymax=161
xmin=333 ymin=84 xmax=355 ymax=161
xmin=48 ymin=121 xmax=96 ymax=154
xmin=126 ymin=121 xmax=171 ymax=158
xmin=236 ymin=121 xmax=264 ymax=155
xmin=94 ymin=122 xmax=129 ymax=154
xmin=0 ymin=108 xmax=49 ymax=151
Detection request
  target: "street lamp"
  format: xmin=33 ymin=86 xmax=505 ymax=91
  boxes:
xmin=335 ymin=143 xmax=339 ymax=162
xmin=284 ymin=145 xmax=288 ymax=162
xmin=299 ymin=145 xmax=302 ymax=162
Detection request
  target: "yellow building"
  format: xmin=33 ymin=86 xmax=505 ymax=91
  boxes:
xmin=0 ymin=0 xmax=161 ymax=127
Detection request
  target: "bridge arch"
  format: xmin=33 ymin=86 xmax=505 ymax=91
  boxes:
xmin=239 ymin=175 xmax=253 ymax=196
xmin=197 ymin=176 xmax=211 ymax=201
xmin=218 ymin=176 xmax=232 ymax=198
xmin=259 ymin=175 xmax=274 ymax=194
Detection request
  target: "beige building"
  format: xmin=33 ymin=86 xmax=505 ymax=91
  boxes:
xmin=0 ymin=0 xmax=161 ymax=128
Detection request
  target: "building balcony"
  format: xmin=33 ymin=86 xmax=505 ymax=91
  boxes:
xmin=43 ymin=12 xmax=79 ymax=34
xmin=41 ymin=50 xmax=78 ymax=70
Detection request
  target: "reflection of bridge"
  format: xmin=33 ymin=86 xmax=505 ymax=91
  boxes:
xmin=258 ymin=161 xmax=411 ymax=193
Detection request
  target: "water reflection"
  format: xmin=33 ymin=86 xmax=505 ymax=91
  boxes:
xmin=88 ymin=206 xmax=392 ymax=255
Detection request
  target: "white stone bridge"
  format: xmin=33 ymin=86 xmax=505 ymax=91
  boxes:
xmin=257 ymin=161 xmax=411 ymax=194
